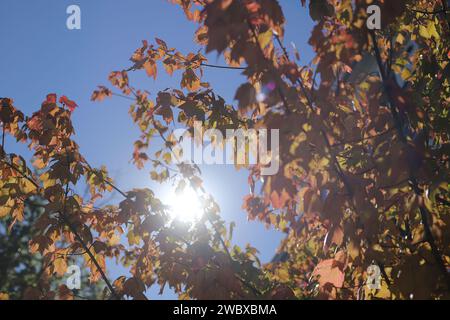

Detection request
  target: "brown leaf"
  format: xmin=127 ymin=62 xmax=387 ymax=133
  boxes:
xmin=58 ymin=285 xmax=74 ymax=300
xmin=234 ymin=83 xmax=257 ymax=112
xmin=181 ymin=69 xmax=201 ymax=91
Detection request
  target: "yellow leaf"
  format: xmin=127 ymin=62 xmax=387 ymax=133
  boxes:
xmin=108 ymin=232 xmax=121 ymax=246
xmin=163 ymin=152 xmax=172 ymax=164
xmin=276 ymin=268 xmax=290 ymax=282
xmin=40 ymin=172 xmax=56 ymax=189
xmin=54 ymin=258 xmax=68 ymax=276
xmin=370 ymin=281 xmax=392 ymax=300
xmin=419 ymin=21 xmax=439 ymax=40
xmin=0 ymin=206 xmax=11 ymax=218
xmin=419 ymin=25 xmax=431 ymax=39
xmin=0 ymin=293 xmax=9 ymax=300
xmin=127 ymin=230 xmax=141 ymax=246
xmin=395 ymin=33 xmax=405 ymax=44
xmin=257 ymin=29 xmax=273 ymax=49
xmin=400 ymin=68 xmax=412 ymax=80
xmin=22 ymin=179 xmax=37 ymax=194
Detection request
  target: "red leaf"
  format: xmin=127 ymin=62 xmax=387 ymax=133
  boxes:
xmin=59 ymin=95 xmax=78 ymax=112
xmin=46 ymin=93 xmax=57 ymax=104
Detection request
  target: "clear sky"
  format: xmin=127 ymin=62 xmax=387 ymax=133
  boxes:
xmin=0 ymin=0 xmax=314 ymax=299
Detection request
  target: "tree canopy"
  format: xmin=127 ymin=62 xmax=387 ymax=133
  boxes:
xmin=1 ymin=0 xmax=449 ymax=300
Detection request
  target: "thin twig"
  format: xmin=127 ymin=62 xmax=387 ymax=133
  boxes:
xmin=330 ymin=127 xmax=395 ymax=148
xmin=2 ymin=124 xmax=5 ymax=151
xmin=408 ymin=7 xmax=448 ymax=15
xmin=201 ymin=63 xmax=247 ymax=70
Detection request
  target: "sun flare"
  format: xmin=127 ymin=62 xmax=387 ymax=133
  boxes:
xmin=165 ymin=187 xmax=203 ymax=222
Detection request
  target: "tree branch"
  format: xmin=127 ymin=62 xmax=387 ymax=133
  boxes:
xmin=408 ymin=7 xmax=449 ymax=15
xmin=0 ymin=140 xmax=121 ymax=299
xmin=201 ymin=63 xmax=247 ymax=70
xmin=273 ymin=33 xmax=354 ymax=197
xmin=273 ymin=31 xmax=399 ymax=293
xmin=247 ymin=21 xmax=293 ymax=114
xmin=370 ymin=30 xmax=450 ymax=290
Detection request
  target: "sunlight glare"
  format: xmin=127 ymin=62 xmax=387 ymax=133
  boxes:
xmin=166 ymin=187 xmax=203 ymax=222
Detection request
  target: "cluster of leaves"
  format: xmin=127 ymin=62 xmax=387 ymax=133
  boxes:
xmin=0 ymin=197 xmax=103 ymax=300
xmin=1 ymin=0 xmax=449 ymax=300
xmin=0 ymin=93 xmax=275 ymax=300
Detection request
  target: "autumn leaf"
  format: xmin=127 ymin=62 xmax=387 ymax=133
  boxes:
xmin=1 ymin=0 xmax=449 ymax=301
xmin=144 ymin=59 xmax=157 ymax=79
xmin=270 ymin=189 xmax=290 ymax=209
xmin=419 ymin=21 xmax=439 ymax=40
xmin=53 ymin=258 xmax=68 ymax=276
xmin=257 ymin=29 xmax=273 ymax=49
xmin=234 ymin=83 xmax=257 ymax=112
xmin=309 ymin=0 xmax=334 ymax=21
xmin=58 ymin=285 xmax=74 ymax=300
xmin=123 ymin=277 xmax=147 ymax=300
xmin=91 ymin=86 xmax=112 ymax=101
xmin=181 ymin=69 xmax=201 ymax=91
xmin=312 ymin=259 xmax=345 ymax=288
xmin=59 ymin=95 xmax=78 ymax=112
xmin=0 ymin=293 xmax=9 ymax=300
xmin=45 ymin=93 xmax=57 ymax=104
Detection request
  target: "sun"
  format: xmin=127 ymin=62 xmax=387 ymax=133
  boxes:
xmin=165 ymin=187 xmax=203 ymax=222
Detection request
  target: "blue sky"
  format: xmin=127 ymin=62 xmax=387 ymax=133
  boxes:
xmin=0 ymin=0 xmax=314 ymax=299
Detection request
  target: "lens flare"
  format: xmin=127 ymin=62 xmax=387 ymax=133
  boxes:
xmin=166 ymin=187 xmax=203 ymax=222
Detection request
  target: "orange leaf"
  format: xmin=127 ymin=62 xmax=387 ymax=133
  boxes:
xmin=312 ymin=259 xmax=345 ymax=288
xmin=144 ymin=60 xmax=157 ymax=79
